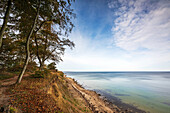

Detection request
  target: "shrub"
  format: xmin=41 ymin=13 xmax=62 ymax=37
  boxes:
xmin=26 ymin=61 xmax=37 ymax=72
xmin=47 ymin=62 xmax=56 ymax=70
xmin=8 ymin=64 xmax=23 ymax=72
xmin=31 ymin=71 xmax=45 ymax=78
xmin=9 ymin=107 xmax=16 ymax=113
xmin=58 ymin=71 xmax=64 ymax=77
xmin=43 ymin=68 xmax=50 ymax=76
xmin=31 ymin=69 xmax=51 ymax=78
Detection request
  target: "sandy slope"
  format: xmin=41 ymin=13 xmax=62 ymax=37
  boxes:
xmin=66 ymin=77 xmax=121 ymax=113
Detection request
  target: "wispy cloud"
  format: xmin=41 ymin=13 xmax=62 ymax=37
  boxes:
xmin=109 ymin=0 xmax=170 ymax=51
xmin=58 ymin=0 xmax=170 ymax=71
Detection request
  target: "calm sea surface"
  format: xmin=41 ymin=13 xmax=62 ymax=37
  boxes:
xmin=65 ymin=72 xmax=170 ymax=113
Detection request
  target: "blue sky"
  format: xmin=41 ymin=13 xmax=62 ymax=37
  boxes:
xmin=58 ymin=0 xmax=170 ymax=71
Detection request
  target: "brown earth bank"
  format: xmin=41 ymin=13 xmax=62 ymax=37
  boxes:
xmin=0 ymin=71 xmax=146 ymax=113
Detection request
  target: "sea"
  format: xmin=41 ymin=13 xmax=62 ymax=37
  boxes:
xmin=64 ymin=72 xmax=170 ymax=113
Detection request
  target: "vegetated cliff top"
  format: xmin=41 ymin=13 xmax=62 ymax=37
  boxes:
xmin=0 ymin=71 xmax=92 ymax=113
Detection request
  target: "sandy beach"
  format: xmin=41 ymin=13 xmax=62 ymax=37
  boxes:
xmin=65 ymin=75 xmax=146 ymax=113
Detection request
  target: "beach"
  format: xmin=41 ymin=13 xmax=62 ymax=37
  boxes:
xmin=65 ymin=75 xmax=146 ymax=113
xmin=65 ymin=72 xmax=170 ymax=113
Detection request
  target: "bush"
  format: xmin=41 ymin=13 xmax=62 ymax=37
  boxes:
xmin=58 ymin=71 xmax=64 ymax=77
xmin=8 ymin=64 xmax=23 ymax=72
xmin=26 ymin=61 xmax=37 ymax=72
xmin=47 ymin=62 xmax=56 ymax=70
xmin=31 ymin=71 xmax=45 ymax=78
xmin=43 ymin=68 xmax=50 ymax=76
xmin=31 ymin=69 xmax=50 ymax=78
xmin=9 ymin=107 xmax=16 ymax=113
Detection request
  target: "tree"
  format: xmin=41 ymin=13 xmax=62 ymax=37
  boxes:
xmin=0 ymin=0 xmax=75 ymax=83
xmin=34 ymin=22 xmax=74 ymax=69
xmin=0 ymin=33 xmax=16 ymax=71
xmin=16 ymin=0 xmax=41 ymax=84
xmin=16 ymin=0 xmax=75 ymax=83
xmin=0 ymin=0 xmax=11 ymax=48
xmin=31 ymin=0 xmax=75 ymax=69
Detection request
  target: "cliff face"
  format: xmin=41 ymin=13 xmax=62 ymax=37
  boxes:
xmin=1 ymin=71 xmax=92 ymax=113
xmin=47 ymin=71 xmax=93 ymax=113
xmin=48 ymin=72 xmax=119 ymax=113
xmin=46 ymin=72 xmax=120 ymax=113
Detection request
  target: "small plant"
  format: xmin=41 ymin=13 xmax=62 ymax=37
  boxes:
xmin=47 ymin=62 xmax=56 ymax=70
xmin=31 ymin=69 xmax=51 ymax=78
xmin=63 ymin=95 xmax=66 ymax=99
xmin=31 ymin=71 xmax=44 ymax=78
xmin=58 ymin=71 xmax=64 ymax=77
xmin=26 ymin=61 xmax=37 ymax=72
xmin=43 ymin=68 xmax=50 ymax=76
xmin=9 ymin=107 xmax=16 ymax=113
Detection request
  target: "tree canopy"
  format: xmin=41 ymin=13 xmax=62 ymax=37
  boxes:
xmin=0 ymin=0 xmax=75 ymax=83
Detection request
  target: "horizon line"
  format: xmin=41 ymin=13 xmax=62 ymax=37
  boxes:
xmin=62 ymin=70 xmax=170 ymax=72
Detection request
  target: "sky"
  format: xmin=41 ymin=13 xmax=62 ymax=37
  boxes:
xmin=58 ymin=0 xmax=170 ymax=71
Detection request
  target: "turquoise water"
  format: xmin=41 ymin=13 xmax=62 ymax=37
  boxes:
xmin=65 ymin=72 xmax=170 ymax=113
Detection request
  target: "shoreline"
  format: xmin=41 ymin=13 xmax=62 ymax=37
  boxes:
xmin=1 ymin=71 xmax=147 ymax=112
xmin=65 ymin=75 xmax=146 ymax=113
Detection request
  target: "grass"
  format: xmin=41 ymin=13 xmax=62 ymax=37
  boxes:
xmin=0 ymin=72 xmax=14 ymax=80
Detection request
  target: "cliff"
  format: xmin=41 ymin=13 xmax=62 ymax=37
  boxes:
xmin=0 ymin=71 xmax=144 ymax=113
xmin=0 ymin=71 xmax=117 ymax=113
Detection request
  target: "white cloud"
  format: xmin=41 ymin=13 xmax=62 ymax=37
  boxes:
xmin=58 ymin=29 xmax=170 ymax=71
xmin=106 ymin=0 xmax=170 ymax=71
xmin=112 ymin=0 xmax=170 ymax=51
xmin=58 ymin=0 xmax=170 ymax=71
xmin=58 ymin=30 xmax=138 ymax=71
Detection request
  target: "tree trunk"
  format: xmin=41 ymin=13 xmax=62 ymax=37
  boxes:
xmin=34 ymin=34 xmax=42 ymax=69
xmin=41 ymin=61 xmax=45 ymax=70
xmin=33 ymin=20 xmax=51 ymax=70
xmin=16 ymin=1 xmax=40 ymax=84
xmin=41 ymin=36 xmax=48 ymax=68
xmin=0 ymin=0 xmax=11 ymax=48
